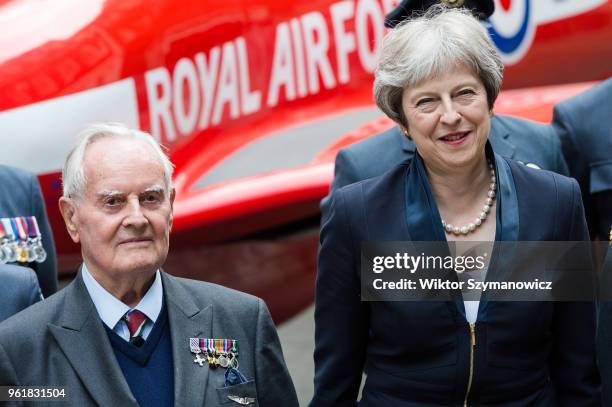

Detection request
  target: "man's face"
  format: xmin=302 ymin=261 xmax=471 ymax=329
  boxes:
xmin=61 ymin=136 xmax=174 ymax=278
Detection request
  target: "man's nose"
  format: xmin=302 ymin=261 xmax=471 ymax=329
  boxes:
xmin=122 ymin=198 xmax=148 ymax=228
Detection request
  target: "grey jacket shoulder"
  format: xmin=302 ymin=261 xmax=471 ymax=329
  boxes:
xmin=165 ymin=274 xmax=262 ymax=314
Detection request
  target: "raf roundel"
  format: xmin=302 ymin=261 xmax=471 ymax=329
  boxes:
xmin=487 ymin=0 xmax=535 ymax=65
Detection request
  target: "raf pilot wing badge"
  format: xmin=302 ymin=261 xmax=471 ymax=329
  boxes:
xmin=227 ymin=395 xmax=256 ymax=405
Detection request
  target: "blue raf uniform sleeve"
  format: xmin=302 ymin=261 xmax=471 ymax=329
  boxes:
xmin=320 ymin=148 xmax=362 ymax=224
xmin=28 ymin=172 xmax=58 ymax=297
xmin=549 ymin=178 xmax=600 ymax=406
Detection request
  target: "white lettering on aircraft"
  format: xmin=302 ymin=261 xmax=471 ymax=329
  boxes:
xmin=145 ymin=0 xmax=397 ymax=143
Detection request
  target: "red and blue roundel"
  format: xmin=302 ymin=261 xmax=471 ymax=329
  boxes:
xmin=487 ymin=0 xmax=535 ymax=65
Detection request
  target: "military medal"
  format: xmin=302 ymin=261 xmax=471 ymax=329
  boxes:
xmin=230 ymin=339 xmax=239 ymax=368
xmin=27 ymin=216 xmax=47 ymax=263
xmin=1 ymin=218 xmax=18 ymax=263
xmin=0 ymin=221 xmax=7 ymax=264
xmin=12 ymin=217 xmax=29 ymax=263
xmin=189 ymin=338 xmax=238 ymax=369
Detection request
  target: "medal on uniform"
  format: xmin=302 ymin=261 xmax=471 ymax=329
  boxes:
xmin=0 ymin=220 xmax=7 ymax=264
xmin=16 ymin=217 xmax=35 ymax=263
xmin=12 ymin=217 xmax=29 ymax=263
xmin=27 ymin=216 xmax=47 ymax=263
xmin=189 ymin=338 xmax=238 ymax=369
xmin=217 ymin=339 xmax=230 ymax=368
xmin=190 ymin=338 xmax=207 ymax=367
xmin=1 ymin=218 xmax=18 ymax=263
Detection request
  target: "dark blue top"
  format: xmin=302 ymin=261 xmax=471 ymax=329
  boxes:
xmin=106 ymin=304 xmax=174 ymax=407
xmin=312 ymin=151 xmax=599 ymax=406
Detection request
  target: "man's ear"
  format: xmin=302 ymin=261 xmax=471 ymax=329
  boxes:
xmin=59 ymin=197 xmax=80 ymax=243
xmin=168 ymin=188 xmax=176 ymax=231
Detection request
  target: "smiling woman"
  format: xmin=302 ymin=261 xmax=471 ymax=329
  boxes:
xmin=311 ymin=5 xmax=599 ymax=407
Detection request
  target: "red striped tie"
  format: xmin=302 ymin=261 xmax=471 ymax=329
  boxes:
xmin=124 ymin=310 xmax=147 ymax=345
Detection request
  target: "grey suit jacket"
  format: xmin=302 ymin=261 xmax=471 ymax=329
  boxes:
xmin=0 ymin=264 xmax=41 ymax=322
xmin=553 ymin=78 xmax=612 ymax=240
xmin=0 ymin=271 xmax=298 ymax=407
xmin=321 ymin=114 xmax=568 ymax=218
xmin=0 ymin=165 xmax=57 ymax=297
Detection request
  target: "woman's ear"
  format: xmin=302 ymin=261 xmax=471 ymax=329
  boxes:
xmin=400 ymin=126 xmax=411 ymax=140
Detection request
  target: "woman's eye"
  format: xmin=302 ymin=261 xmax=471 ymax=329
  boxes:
xmin=416 ymin=98 xmax=435 ymax=107
xmin=456 ymin=89 xmax=476 ymax=97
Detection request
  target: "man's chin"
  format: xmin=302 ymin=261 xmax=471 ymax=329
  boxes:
xmin=114 ymin=257 xmax=165 ymax=275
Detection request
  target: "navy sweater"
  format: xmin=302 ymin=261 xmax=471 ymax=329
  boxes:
xmin=106 ymin=305 xmax=174 ymax=407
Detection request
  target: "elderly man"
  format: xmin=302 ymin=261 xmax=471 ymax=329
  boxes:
xmin=0 ymin=123 xmax=298 ymax=407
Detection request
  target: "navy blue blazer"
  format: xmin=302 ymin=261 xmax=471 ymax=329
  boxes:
xmin=0 ymin=165 xmax=57 ymax=296
xmin=321 ymin=115 xmax=569 ymax=219
xmin=0 ymin=264 xmax=42 ymax=322
xmin=598 ymin=246 xmax=612 ymax=406
xmin=553 ymin=78 xmax=612 ymax=241
xmin=312 ymin=159 xmax=598 ymax=406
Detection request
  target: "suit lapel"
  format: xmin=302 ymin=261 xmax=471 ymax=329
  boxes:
xmin=489 ymin=118 xmax=516 ymax=159
xmin=400 ymin=130 xmax=416 ymax=153
xmin=162 ymin=272 xmax=212 ymax=407
xmin=48 ymin=273 xmax=138 ymax=407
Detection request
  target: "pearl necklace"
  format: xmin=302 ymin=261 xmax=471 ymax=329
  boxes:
xmin=441 ymin=161 xmax=496 ymax=236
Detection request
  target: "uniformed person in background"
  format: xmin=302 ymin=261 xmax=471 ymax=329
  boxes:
xmin=552 ymin=78 xmax=612 ymax=242
xmin=321 ymin=0 xmax=569 ymax=219
xmin=0 ymin=264 xmax=42 ymax=322
xmin=0 ymin=165 xmax=57 ymax=297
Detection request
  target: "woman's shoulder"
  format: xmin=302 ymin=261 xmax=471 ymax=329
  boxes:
xmin=505 ymin=157 xmax=579 ymax=198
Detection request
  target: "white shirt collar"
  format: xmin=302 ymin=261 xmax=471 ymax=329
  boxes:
xmin=81 ymin=263 xmax=163 ymax=330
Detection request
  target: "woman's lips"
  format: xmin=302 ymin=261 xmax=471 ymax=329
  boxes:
xmin=439 ymin=131 xmax=470 ymax=145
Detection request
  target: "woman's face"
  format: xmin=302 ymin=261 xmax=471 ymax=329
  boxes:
xmin=401 ymin=64 xmax=491 ymax=172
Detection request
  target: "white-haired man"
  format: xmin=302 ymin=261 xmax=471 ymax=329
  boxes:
xmin=0 ymin=123 xmax=298 ymax=407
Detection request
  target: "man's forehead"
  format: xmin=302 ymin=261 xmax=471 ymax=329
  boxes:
xmin=84 ymin=137 xmax=164 ymax=175
xmin=84 ymin=135 xmax=163 ymax=168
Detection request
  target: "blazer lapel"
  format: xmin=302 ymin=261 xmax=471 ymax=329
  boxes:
xmin=489 ymin=119 xmax=516 ymax=159
xmin=48 ymin=272 xmax=138 ymax=407
xmin=162 ymin=272 xmax=212 ymax=407
xmin=400 ymin=130 xmax=416 ymax=154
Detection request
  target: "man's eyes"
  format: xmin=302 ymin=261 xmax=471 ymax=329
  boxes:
xmin=142 ymin=193 xmax=162 ymax=204
xmin=102 ymin=194 xmax=162 ymax=207
xmin=104 ymin=197 xmax=123 ymax=206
